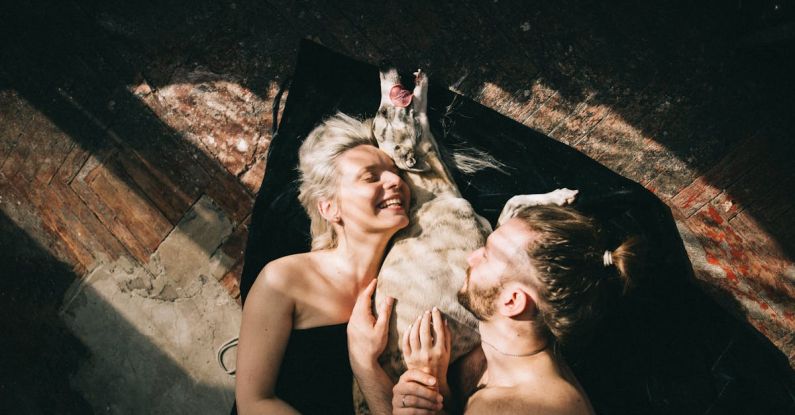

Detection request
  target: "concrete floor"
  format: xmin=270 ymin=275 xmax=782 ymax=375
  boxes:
xmin=1 ymin=0 xmax=793 ymax=413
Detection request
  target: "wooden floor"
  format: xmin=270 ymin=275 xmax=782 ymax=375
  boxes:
xmin=2 ymin=0 xmax=794 ymax=367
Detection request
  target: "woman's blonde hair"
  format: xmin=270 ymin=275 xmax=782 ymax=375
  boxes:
xmin=297 ymin=113 xmax=377 ymax=250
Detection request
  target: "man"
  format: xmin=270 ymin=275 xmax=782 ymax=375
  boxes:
xmin=392 ymin=205 xmax=639 ymax=414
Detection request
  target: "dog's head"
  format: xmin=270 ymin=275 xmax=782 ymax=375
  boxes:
xmin=372 ymin=67 xmax=430 ymax=173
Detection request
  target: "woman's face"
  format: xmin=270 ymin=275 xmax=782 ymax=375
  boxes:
xmin=333 ymin=144 xmax=411 ymax=235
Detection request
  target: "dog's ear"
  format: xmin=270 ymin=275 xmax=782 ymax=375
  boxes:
xmin=361 ymin=117 xmax=375 ymax=139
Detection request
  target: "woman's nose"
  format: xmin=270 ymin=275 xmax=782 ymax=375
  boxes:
xmin=383 ymin=170 xmax=402 ymax=188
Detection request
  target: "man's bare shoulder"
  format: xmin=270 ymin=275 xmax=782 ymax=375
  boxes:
xmin=465 ymin=382 xmax=593 ymax=415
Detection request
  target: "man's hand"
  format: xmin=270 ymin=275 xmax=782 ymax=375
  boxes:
xmin=402 ymin=307 xmax=452 ymax=382
xmin=392 ymin=369 xmax=444 ymax=415
xmin=347 ymin=279 xmax=394 ymax=370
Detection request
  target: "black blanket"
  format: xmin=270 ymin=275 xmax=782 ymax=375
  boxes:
xmin=239 ymin=40 xmax=793 ymax=415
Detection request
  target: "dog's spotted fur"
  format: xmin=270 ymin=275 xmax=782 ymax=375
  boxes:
xmin=354 ymin=68 xmax=577 ymax=414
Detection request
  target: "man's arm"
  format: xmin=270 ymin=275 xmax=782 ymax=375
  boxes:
xmin=351 ymin=363 xmax=396 ymax=415
xmin=392 ymin=369 xmax=444 ymax=415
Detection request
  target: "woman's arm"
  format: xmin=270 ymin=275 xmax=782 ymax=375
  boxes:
xmin=347 ymin=279 xmax=395 ymax=415
xmin=402 ymin=307 xmax=453 ymax=413
xmin=235 ymin=263 xmax=299 ymax=415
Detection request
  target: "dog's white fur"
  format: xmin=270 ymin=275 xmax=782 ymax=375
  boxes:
xmin=353 ymin=68 xmax=577 ymax=413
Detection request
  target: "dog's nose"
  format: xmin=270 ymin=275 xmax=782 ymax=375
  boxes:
xmin=405 ymin=151 xmax=416 ymax=168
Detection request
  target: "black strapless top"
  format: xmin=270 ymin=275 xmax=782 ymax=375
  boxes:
xmin=275 ymin=323 xmax=354 ymax=414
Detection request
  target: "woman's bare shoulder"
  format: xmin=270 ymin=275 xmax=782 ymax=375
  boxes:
xmin=252 ymin=252 xmax=321 ymax=294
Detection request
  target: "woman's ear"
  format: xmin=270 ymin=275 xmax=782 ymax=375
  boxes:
xmin=318 ymin=198 xmax=341 ymax=224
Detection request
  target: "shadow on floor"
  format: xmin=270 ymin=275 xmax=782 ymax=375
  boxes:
xmin=0 ymin=210 xmax=232 ymax=414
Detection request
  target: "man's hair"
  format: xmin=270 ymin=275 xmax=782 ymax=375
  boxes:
xmin=511 ymin=205 xmax=644 ymax=347
xmin=297 ymin=113 xmax=377 ymax=250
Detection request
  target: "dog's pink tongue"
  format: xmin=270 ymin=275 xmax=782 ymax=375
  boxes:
xmin=389 ymin=85 xmax=413 ymax=107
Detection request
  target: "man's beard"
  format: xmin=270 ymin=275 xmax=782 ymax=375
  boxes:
xmin=457 ymin=267 xmax=502 ymax=321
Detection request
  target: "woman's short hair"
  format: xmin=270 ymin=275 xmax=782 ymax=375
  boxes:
xmin=297 ymin=113 xmax=377 ymax=250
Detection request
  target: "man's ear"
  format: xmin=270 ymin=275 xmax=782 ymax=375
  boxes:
xmin=499 ymin=283 xmax=536 ymax=319
xmin=318 ymin=198 xmax=340 ymax=223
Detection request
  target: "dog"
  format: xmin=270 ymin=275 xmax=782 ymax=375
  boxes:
xmin=354 ymin=66 xmax=577 ymax=413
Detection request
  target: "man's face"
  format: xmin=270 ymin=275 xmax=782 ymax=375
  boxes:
xmin=457 ymin=219 xmax=535 ymax=321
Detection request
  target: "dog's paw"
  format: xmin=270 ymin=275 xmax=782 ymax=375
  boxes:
xmin=413 ymin=69 xmax=428 ymax=113
xmin=497 ymin=189 xmax=579 ymax=225
xmin=413 ymin=69 xmax=427 ymax=85
xmin=548 ymin=188 xmax=579 ymax=206
xmin=497 ymin=195 xmax=530 ymax=225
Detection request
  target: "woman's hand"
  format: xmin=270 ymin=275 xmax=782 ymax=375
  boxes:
xmin=392 ymin=369 xmax=444 ymax=415
xmin=402 ymin=307 xmax=452 ymax=385
xmin=347 ymin=279 xmax=394 ymax=371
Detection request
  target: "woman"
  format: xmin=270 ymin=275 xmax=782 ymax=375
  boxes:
xmin=234 ymin=113 xmax=411 ymax=414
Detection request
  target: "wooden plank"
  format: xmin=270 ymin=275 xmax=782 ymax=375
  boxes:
xmin=267 ymin=0 xmax=353 ymax=56
xmin=1 ymin=138 xmax=32 ymax=180
xmin=70 ymin=175 xmax=151 ymax=264
xmin=728 ymin=211 xmax=787 ymax=262
xmin=630 ymin=103 xmax=757 ymax=201
xmin=442 ymin=0 xmax=547 ymax=104
xmin=219 ymin=217 xmax=251 ymax=261
xmin=671 ymin=176 xmax=722 ymax=218
xmin=54 ymin=142 xmax=91 ymax=185
xmin=0 ymin=172 xmax=86 ymax=275
xmin=724 ymin=210 xmax=795 ymax=302
xmin=470 ymin=0 xmax=606 ymax=127
xmin=69 ymin=150 xmax=160 ymax=262
xmin=447 ymin=3 xmax=522 ymax=100
xmin=11 ymin=172 xmax=96 ymax=271
xmin=33 ymin=183 xmax=126 ymax=268
xmin=334 ymin=3 xmax=415 ymax=64
xmin=271 ymin=0 xmax=381 ymax=61
xmin=103 ymin=95 xmax=209 ymax=206
xmin=114 ymin=150 xmax=196 ymax=225
xmin=113 ymin=134 xmax=206 ymax=206
xmin=548 ymin=100 xmax=611 ymax=146
xmin=9 ymin=111 xmax=54 ymax=182
xmin=391 ymin=1 xmax=457 ymax=71
xmin=723 ymin=162 xmax=785 ymax=220
xmin=524 ymin=90 xmax=586 ymax=135
xmin=220 ymin=259 xmax=243 ymax=302
xmin=196 ymin=154 xmax=254 ymax=225
xmin=51 ymin=181 xmax=129 ymax=261
xmin=667 ymin=131 xmax=767 ymax=216
xmin=726 ymin=163 xmax=795 ymax=236
xmin=111 ymin=94 xmax=251 ymax=224
xmin=32 ymin=126 xmax=77 ymax=186
xmin=87 ymin=160 xmax=173 ymax=253
xmin=494 ymin=80 xmax=558 ymax=126
xmin=0 ymin=91 xmax=32 ymax=168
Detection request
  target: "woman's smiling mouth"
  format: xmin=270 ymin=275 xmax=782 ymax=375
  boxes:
xmin=377 ymin=197 xmax=404 ymax=210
